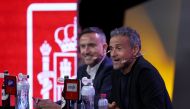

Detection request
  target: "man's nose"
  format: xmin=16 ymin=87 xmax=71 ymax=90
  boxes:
xmin=84 ymin=46 xmax=90 ymax=53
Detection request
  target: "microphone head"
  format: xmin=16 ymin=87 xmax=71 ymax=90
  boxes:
xmin=106 ymin=50 xmax=111 ymax=54
xmin=92 ymin=56 xmax=98 ymax=60
xmin=121 ymin=58 xmax=128 ymax=64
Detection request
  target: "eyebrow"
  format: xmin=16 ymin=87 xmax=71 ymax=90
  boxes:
xmin=109 ymin=43 xmax=123 ymax=47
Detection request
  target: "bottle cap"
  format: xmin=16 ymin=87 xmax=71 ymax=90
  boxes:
xmin=64 ymin=75 xmax=69 ymax=79
xmin=18 ymin=73 xmax=29 ymax=80
xmin=0 ymin=70 xmax=9 ymax=78
xmin=81 ymin=77 xmax=89 ymax=85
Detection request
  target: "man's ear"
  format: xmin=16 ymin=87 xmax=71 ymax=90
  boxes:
xmin=132 ymin=45 xmax=140 ymax=56
xmin=103 ymin=43 xmax=108 ymax=53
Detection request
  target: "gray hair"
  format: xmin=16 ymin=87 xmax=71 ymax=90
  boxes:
xmin=110 ymin=27 xmax=141 ymax=50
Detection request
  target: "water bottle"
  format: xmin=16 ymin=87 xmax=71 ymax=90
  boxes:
xmin=2 ymin=82 xmax=10 ymax=109
xmin=1 ymin=71 xmax=10 ymax=109
xmin=80 ymin=100 xmax=85 ymax=109
xmin=98 ymin=94 xmax=108 ymax=109
xmin=16 ymin=73 xmax=30 ymax=109
xmin=81 ymin=79 xmax=95 ymax=109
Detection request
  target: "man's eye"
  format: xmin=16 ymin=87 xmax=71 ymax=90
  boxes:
xmin=108 ymin=47 xmax=113 ymax=51
xmin=88 ymin=44 xmax=96 ymax=47
xmin=80 ymin=45 xmax=85 ymax=48
xmin=116 ymin=47 xmax=122 ymax=50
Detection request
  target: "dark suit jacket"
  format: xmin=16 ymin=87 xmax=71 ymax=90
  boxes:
xmin=77 ymin=56 xmax=113 ymax=109
xmin=109 ymin=56 xmax=173 ymax=109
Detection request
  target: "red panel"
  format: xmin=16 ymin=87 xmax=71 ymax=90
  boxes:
xmin=0 ymin=0 xmax=77 ymax=107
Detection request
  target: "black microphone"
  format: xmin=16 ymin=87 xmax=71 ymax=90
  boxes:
xmin=64 ymin=79 xmax=80 ymax=100
xmin=63 ymin=78 xmax=80 ymax=109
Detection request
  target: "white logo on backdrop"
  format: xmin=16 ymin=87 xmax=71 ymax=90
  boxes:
xmin=55 ymin=17 xmax=77 ymax=52
xmin=38 ymin=41 xmax=54 ymax=99
xmin=27 ymin=3 xmax=77 ymax=108
xmin=37 ymin=17 xmax=77 ymax=100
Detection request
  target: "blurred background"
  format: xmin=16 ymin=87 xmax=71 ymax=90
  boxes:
xmin=0 ymin=0 xmax=190 ymax=108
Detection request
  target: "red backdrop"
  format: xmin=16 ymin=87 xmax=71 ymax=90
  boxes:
xmin=0 ymin=0 xmax=77 ymax=108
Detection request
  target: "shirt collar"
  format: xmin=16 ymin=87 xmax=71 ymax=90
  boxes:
xmin=86 ymin=56 xmax=105 ymax=79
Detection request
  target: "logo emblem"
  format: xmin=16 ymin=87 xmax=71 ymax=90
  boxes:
xmin=27 ymin=3 xmax=77 ymax=109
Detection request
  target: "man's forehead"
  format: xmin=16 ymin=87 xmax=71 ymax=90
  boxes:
xmin=79 ymin=38 xmax=97 ymax=45
xmin=109 ymin=37 xmax=129 ymax=46
xmin=109 ymin=43 xmax=123 ymax=47
xmin=79 ymin=41 xmax=96 ymax=45
xmin=80 ymin=32 xmax=100 ymax=39
xmin=79 ymin=33 xmax=100 ymax=43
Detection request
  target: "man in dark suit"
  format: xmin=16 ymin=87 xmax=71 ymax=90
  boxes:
xmin=34 ymin=27 xmax=113 ymax=109
xmin=108 ymin=27 xmax=172 ymax=109
xmin=78 ymin=27 xmax=112 ymax=109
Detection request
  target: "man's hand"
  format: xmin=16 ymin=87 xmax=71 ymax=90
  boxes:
xmin=33 ymin=98 xmax=61 ymax=109
xmin=108 ymin=101 xmax=120 ymax=109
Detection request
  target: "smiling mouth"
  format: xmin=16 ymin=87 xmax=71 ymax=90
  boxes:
xmin=112 ymin=59 xmax=120 ymax=63
xmin=84 ymin=56 xmax=93 ymax=59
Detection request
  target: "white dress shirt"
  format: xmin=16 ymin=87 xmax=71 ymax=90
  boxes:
xmin=86 ymin=56 xmax=105 ymax=79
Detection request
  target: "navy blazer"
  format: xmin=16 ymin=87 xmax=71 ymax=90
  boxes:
xmin=77 ymin=56 xmax=113 ymax=109
xmin=109 ymin=56 xmax=173 ymax=109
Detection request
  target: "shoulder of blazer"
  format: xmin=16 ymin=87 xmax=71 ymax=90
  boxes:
xmin=97 ymin=56 xmax=113 ymax=75
xmin=77 ymin=64 xmax=88 ymax=79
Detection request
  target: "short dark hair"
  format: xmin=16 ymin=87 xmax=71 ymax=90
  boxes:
xmin=78 ymin=27 xmax=107 ymax=43
xmin=110 ymin=26 xmax=141 ymax=50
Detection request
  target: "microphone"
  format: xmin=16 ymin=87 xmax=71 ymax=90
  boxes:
xmin=120 ymin=54 xmax=142 ymax=64
xmin=64 ymin=78 xmax=81 ymax=100
xmin=61 ymin=77 xmax=80 ymax=109
xmin=121 ymin=58 xmax=128 ymax=64
xmin=106 ymin=50 xmax=111 ymax=54
xmin=92 ymin=56 xmax=98 ymax=60
xmin=92 ymin=50 xmax=111 ymax=60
